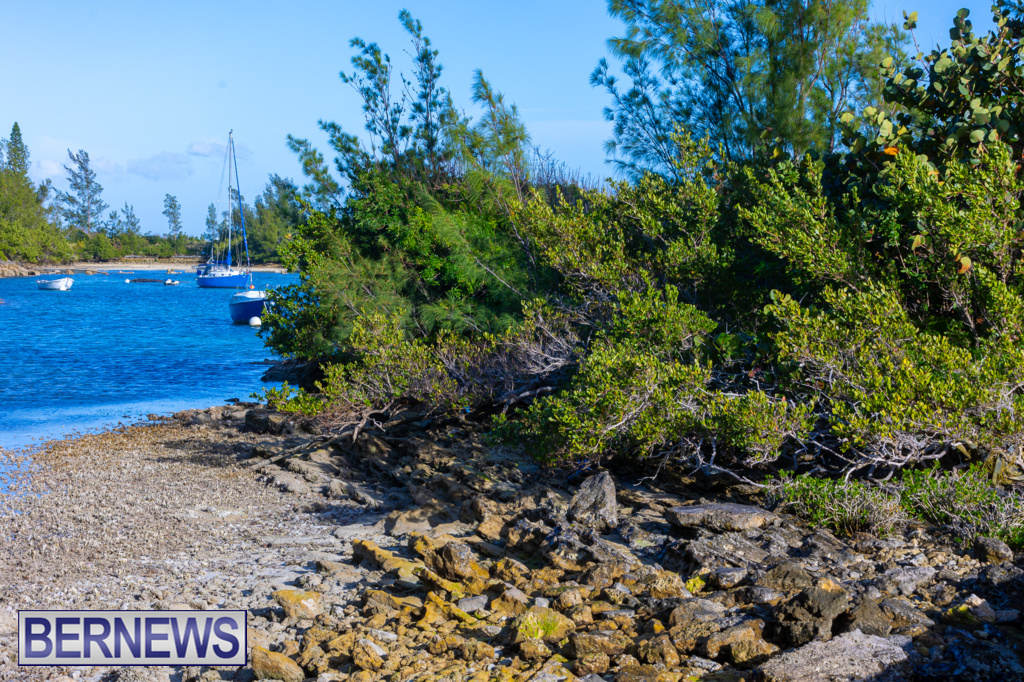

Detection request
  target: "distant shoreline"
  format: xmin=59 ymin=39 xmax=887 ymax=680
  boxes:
xmin=0 ymin=259 xmax=293 ymax=278
xmin=70 ymin=260 xmax=291 ymax=273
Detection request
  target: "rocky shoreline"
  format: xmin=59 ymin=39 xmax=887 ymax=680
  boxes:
xmin=0 ymin=406 xmax=1021 ymax=681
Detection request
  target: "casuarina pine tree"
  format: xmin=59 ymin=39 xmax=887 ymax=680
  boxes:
xmin=3 ymin=123 xmax=30 ymax=180
xmin=56 ymin=149 xmax=108 ymax=235
xmin=162 ymin=194 xmax=183 ymax=236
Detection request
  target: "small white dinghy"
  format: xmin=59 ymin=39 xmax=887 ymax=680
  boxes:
xmin=37 ymin=276 xmax=73 ymax=291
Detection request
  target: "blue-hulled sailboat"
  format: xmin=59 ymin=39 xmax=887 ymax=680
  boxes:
xmin=197 ymin=131 xmax=251 ymax=289
xmin=229 ymin=289 xmax=268 ymax=323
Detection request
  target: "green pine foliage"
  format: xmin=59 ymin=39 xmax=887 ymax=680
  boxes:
xmin=0 ymin=123 xmax=69 ymax=262
xmin=593 ymin=0 xmax=906 ymax=175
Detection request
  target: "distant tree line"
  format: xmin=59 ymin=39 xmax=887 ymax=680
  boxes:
xmin=0 ymin=129 xmax=302 ymax=264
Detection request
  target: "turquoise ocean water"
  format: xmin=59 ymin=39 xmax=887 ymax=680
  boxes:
xmin=0 ymin=269 xmax=298 ymax=451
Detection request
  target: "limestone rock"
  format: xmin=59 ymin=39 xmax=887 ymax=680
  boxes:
xmin=511 ymin=606 xmax=576 ymax=644
xmin=704 ymin=620 xmax=763 ymax=661
xmin=666 ymin=503 xmax=776 ymax=532
xmin=567 ymin=471 xmax=619 ymax=532
xmin=758 ymin=630 xmax=909 ymax=681
xmin=729 ymin=637 xmax=779 ymax=668
xmin=943 ymin=593 xmax=997 ymax=626
xmin=251 ymin=646 xmax=304 ymax=682
xmin=574 ymin=651 xmax=611 ymax=675
xmin=352 ymin=638 xmax=387 ymax=671
xmin=518 ymin=637 xmax=552 ymax=661
xmin=437 ymin=542 xmax=489 ymax=582
xmin=245 ymin=410 xmax=290 ymax=435
xmin=835 ymin=598 xmax=891 ymax=637
xmin=570 ymin=630 xmax=632 ymax=657
xmin=637 ymin=634 xmax=681 ymax=667
xmin=775 ymin=578 xmax=849 ymax=647
xmin=975 ymin=535 xmax=1014 ymax=564
xmin=492 ymin=587 xmax=529 ymax=616
xmin=874 ymin=566 xmax=936 ymax=597
xmin=272 ymin=589 xmax=324 ymax=620
xmin=710 ymin=566 xmax=748 ymax=589
xmin=457 ymin=595 xmax=489 ymax=613
xmin=879 ymin=598 xmax=934 ymax=629
xmin=757 ymin=562 xmax=814 ymax=591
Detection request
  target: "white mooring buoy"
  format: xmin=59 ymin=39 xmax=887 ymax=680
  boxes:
xmin=125 ymin=279 xmax=130 ymax=283
xmin=249 ymin=316 xmax=262 ymax=327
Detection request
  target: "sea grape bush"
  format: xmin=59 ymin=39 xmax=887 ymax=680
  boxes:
xmin=266 ymin=5 xmax=1024 ymax=489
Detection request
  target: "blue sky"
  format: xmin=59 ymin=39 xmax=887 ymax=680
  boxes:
xmin=0 ymin=0 xmax=990 ymax=237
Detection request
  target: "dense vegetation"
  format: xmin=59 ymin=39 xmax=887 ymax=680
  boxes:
xmin=0 ymin=130 xmax=300 ymax=264
xmin=260 ymin=3 xmax=1024 ymax=493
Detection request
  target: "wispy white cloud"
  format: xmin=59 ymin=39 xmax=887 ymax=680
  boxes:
xmin=32 ymin=159 xmax=64 ymax=180
xmin=92 ymin=157 xmax=122 ymax=175
xmin=126 ymin=152 xmax=192 ymax=181
xmin=187 ymin=140 xmax=225 ymax=157
xmin=187 ymin=138 xmax=252 ymax=163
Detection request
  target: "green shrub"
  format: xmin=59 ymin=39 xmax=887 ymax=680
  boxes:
xmin=900 ymin=464 xmax=1024 ymax=549
xmin=772 ymin=465 xmax=1024 ymax=549
xmin=769 ymin=472 xmax=906 ymax=537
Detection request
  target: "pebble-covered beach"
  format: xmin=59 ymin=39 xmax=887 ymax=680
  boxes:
xmin=0 ymin=415 xmax=377 ymax=682
xmin=1 ymin=406 xmax=1023 ymax=681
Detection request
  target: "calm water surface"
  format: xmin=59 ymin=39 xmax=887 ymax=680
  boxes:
xmin=0 ymin=270 xmax=298 ymax=451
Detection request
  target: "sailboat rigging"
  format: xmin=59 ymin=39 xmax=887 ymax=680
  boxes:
xmin=197 ymin=131 xmax=251 ymax=289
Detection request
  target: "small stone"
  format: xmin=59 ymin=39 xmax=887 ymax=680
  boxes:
xmin=272 ymin=589 xmax=324 ymax=620
xmin=461 ymin=639 xmax=495 ymax=661
xmin=704 ymin=620 xmax=762 ymax=661
xmin=669 ymin=598 xmax=726 ymax=626
xmin=510 ymin=606 xmax=576 ymax=643
xmin=366 ymin=628 xmax=398 ymax=643
xmin=943 ymin=594 xmax=997 ymax=626
xmin=710 ymin=566 xmax=747 ymax=589
xmin=597 ymin=608 xmax=635 ymax=619
xmin=458 ymin=595 xmax=489 ymax=613
xmin=492 ymin=587 xmax=529 ymax=617
xmin=645 ymin=570 xmax=691 ymax=598
xmin=636 ymin=634 xmax=680 ymax=667
xmin=570 ymin=630 xmax=632 ymax=657
xmin=574 ymin=652 xmax=610 ymax=676
xmin=880 ymin=598 xmax=934 ymax=629
xmin=297 ymin=645 xmax=330 ymax=676
xmin=665 ymin=503 xmax=776 ymax=532
xmin=835 ymin=598 xmax=891 ymax=637
xmin=996 ymin=609 xmax=1020 ymax=623
xmin=567 ymin=471 xmax=619 ymax=532
xmin=974 ymin=536 xmax=1014 ymax=564
xmin=775 ymin=578 xmax=849 ymax=647
xmin=437 ymin=542 xmax=489 ymax=582
xmin=668 ymin=619 xmax=721 ymax=655
xmin=251 ymin=646 xmax=304 ymax=682
xmin=729 ymin=638 xmax=779 ymax=668
xmin=874 ymin=566 xmax=936 ymax=597
xmin=757 ymin=562 xmax=813 ymax=591
xmin=427 ymin=633 xmax=463 ymax=655
xmin=352 ymin=638 xmax=386 ymax=671
xmin=519 ymin=637 xmax=552 ymax=661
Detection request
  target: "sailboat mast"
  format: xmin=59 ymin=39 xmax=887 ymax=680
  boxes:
xmin=226 ymin=131 xmax=233 ymax=269
xmin=231 ymin=133 xmax=252 ymax=274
